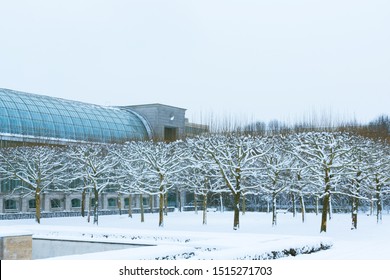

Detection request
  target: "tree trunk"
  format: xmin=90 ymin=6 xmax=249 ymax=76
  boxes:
xmin=272 ymin=193 xmax=277 ymax=227
xmin=233 ymin=191 xmax=241 ymax=230
xmin=128 ymin=194 xmax=132 ymax=218
xmin=93 ymin=187 xmax=99 ymax=225
xmin=219 ymin=194 xmax=224 ymax=212
xmin=140 ymin=194 xmax=145 ymax=223
xmin=233 ymin=169 xmax=241 ymax=230
xmin=118 ymin=193 xmax=122 ymax=215
xmin=299 ymin=194 xmax=305 ymax=223
xmin=370 ymin=195 xmax=374 ymax=216
xmin=149 ymin=195 xmax=154 ymax=214
xmin=351 ymin=172 xmax=361 ymax=230
xmin=242 ymin=193 xmax=246 ymax=215
xmin=194 ymin=193 xmax=198 ymax=214
xmin=81 ymin=189 xmax=86 ymax=217
xmin=202 ymin=194 xmax=207 ymax=225
xmin=376 ymin=182 xmax=382 ymax=224
xmin=177 ymin=189 xmax=182 ymax=212
xmin=315 ymin=196 xmax=319 ymax=216
xmin=87 ymin=191 xmax=91 ymax=223
xmin=320 ymin=169 xmax=332 ymax=233
xmin=377 ymin=199 xmax=382 ymax=224
xmin=164 ymin=193 xmax=168 ymax=216
xmin=351 ymin=197 xmax=358 ymax=230
xmin=328 ymin=195 xmax=332 ymax=220
xmin=291 ymin=192 xmax=296 ymax=218
xmin=35 ymin=188 xmax=41 ymax=224
xmin=159 ymin=192 xmax=164 ymax=227
xmin=320 ymin=190 xmax=330 ymax=233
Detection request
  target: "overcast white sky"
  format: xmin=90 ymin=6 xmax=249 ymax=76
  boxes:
xmin=0 ymin=0 xmax=389 ymax=125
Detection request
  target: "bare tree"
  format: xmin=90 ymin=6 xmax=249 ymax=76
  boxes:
xmin=129 ymin=140 xmax=188 ymax=227
xmin=116 ymin=142 xmax=152 ymax=222
xmin=194 ymin=134 xmax=268 ymax=230
xmin=185 ymin=138 xmax=226 ymax=225
xmin=365 ymin=140 xmax=390 ymax=223
xmin=290 ymin=132 xmax=353 ymax=232
xmin=258 ymin=136 xmax=294 ymax=226
xmin=0 ymin=146 xmax=67 ymax=223
xmin=68 ymin=144 xmax=119 ymax=225
xmin=343 ymin=135 xmax=373 ymax=229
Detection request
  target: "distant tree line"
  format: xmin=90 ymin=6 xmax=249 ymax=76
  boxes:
xmin=235 ymin=114 xmax=390 ymax=142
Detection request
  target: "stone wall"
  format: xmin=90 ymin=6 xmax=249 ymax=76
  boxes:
xmin=0 ymin=233 xmax=32 ymax=260
xmin=123 ymin=104 xmax=186 ymax=141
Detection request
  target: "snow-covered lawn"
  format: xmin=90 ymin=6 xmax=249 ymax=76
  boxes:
xmin=1 ymin=211 xmax=389 ymax=260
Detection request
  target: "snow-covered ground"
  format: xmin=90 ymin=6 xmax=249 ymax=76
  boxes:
xmin=0 ymin=210 xmax=389 ymax=260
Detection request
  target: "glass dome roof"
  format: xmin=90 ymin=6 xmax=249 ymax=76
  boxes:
xmin=0 ymin=88 xmax=151 ymax=144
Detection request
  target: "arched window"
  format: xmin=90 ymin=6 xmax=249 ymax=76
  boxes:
xmin=29 ymin=199 xmax=36 ymax=209
xmin=71 ymin=198 xmax=81 ymax=208
xmin=4 ymin=199 xmax=17 ymax=210
xmin=51 ymin=199 xmax=61 ymax=209
xmin=107 ymin=198 xmax=117 ymax=207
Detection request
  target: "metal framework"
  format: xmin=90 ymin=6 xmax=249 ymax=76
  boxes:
xmin=0 ymin=88 xmax=150 ymax=145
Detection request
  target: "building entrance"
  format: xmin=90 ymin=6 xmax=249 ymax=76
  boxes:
xmin=164 ymin=127 xmax=178 ymax=142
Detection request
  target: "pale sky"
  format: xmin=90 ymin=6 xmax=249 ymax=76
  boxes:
xmin=0 ymin=0 xmax=389 ymax=125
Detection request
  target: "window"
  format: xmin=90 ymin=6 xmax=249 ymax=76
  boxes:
xmin=71 ymin=198 xmax=81 ymax=208
xmin=51 ymin=199 xmax=61 ymax=209
xmin=124 ymin=197 xmax=130 ymax=207
xmin=91 ymin=198 xmax=97 ymax=207
xmin=29 ymin=199 xmax=36 ymax=209
xmin=4 ymin=199 xmax=17 ymax=210
xmin=107 ymin=198 xmax=117 ymax=207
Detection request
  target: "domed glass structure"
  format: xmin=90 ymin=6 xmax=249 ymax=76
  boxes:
xmin=0 ymin=88 xmax=151 ymax=145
